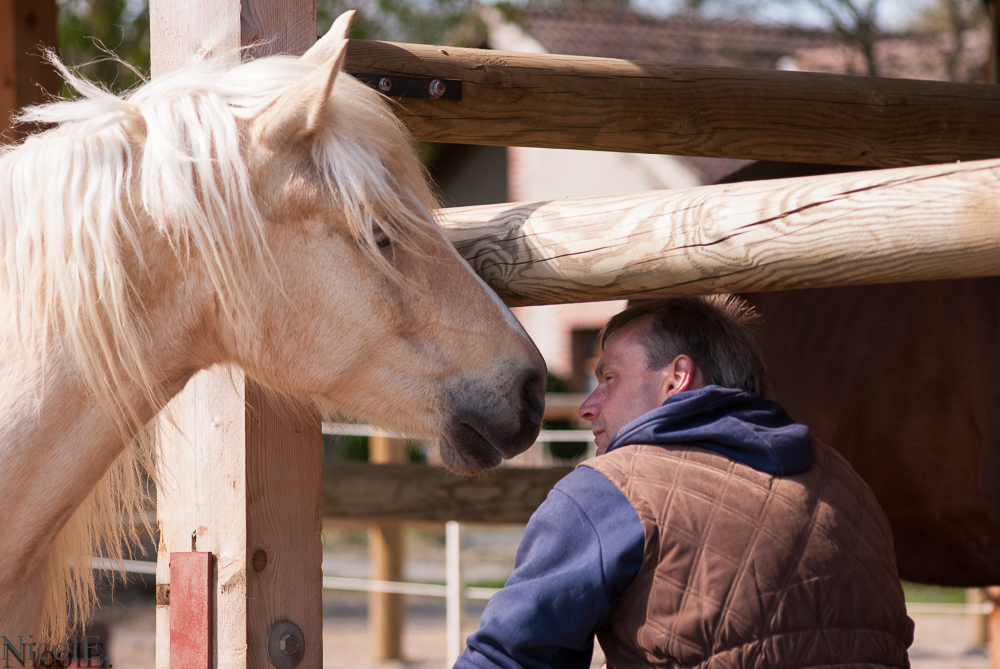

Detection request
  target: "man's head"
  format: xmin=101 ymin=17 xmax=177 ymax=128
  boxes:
xmin=579 ymin=295 xmax=767 ymax=452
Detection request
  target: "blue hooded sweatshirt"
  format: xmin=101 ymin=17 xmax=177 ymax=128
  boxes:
xmin=455 ymin=386 xmax=812 ymax=669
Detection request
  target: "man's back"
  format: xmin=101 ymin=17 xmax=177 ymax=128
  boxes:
xmin=588 ymin=440 xmax=914 ymax=668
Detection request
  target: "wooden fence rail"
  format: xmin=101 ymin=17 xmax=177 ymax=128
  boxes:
xmin=344 ymin=40 xmax=1000 ymax=168
xmin=437 ymin=157 xmax=1000 ymax=307
xmin=323 ymin=462 xmax=572 ymax=524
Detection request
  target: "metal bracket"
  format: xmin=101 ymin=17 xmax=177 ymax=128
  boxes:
xmin=348 ymin=72 xmax=462 ymax=100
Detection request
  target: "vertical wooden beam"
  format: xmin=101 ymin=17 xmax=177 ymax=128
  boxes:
xmin=0 ymin=0 xmax=17 ymax=139
xmin=989 ymin=587 xmax=1000 ymax=669
xmin=368 ymin=434 xmax=409 ymax=661
xmin=988 ymin=0 xmax=1000 ymax=85
xmin=0 ymin=0 xmax=58 ymax=141
xmin=152 ymin=2 xmax=320 ymax=668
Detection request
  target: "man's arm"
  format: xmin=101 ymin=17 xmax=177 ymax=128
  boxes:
xmin=455 ymin=466 xmax=645 ymax=669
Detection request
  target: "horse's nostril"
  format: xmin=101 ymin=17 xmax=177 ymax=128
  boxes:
xmin=520 ymin=368 xmax=545 ymax=425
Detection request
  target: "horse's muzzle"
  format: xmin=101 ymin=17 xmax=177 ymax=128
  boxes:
xmin=439 ymin=366 xmax=545 ymax=475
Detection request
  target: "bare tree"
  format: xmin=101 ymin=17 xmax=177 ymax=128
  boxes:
xmin=809 ymin=0 xmax=882 ymax=75
xmin=910 ymin=0 xmax=987 ymax=81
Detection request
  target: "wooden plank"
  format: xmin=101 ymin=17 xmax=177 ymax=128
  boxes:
xmin=368 ymin=435 xmax=408 ymax=661
xmin=170 ymin=552 xmax=214 ymax=669
xmin=1 ymin=0 xmax=58 ymax=141
xmin=436 ymin=157 xmax=1000 ymax=307
xmin=343 ymin=40 xmax=1000 ymax=168
xmin=989 ymin=0 xmax=999 ymax=85
xmin=0 ymin=0 xmax=16 ymax=139
xmin=245 ymin=384 xmax=323 ymax=669
xmin=544 ymin=394 xmax=587 ymax=421
xmin=323 ymin=463 xmax=572 ymax=524
xmin=152 ymin=2 xmax=320 ymax=668
xmin=157 ymin=369 xmax=250 ymax=669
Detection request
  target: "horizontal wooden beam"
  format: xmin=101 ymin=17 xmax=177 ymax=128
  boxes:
xmin=437 ymin=158 xmax=1000 ymax=307
xmin=323 ymin=463 xmax=572 ymax=524
xmin=344 ymin=40 xmax=1000 ymax=168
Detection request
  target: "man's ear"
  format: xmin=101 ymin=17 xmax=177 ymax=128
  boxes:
xmin=252 ymin=40 xmax=348 ymax=147
xmin=661 ymin=355 xmax=701 ymax=401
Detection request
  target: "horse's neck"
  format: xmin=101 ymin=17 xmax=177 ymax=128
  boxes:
xmin=0 ymin=348 xmax=135 ymax=574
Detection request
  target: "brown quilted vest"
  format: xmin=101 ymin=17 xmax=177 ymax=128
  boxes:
xmin=586 ymin=440 xmax=913 ymax=669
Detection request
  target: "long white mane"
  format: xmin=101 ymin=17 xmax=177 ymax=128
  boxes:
xmin=0 ymin=49 xmax=437 ymax=638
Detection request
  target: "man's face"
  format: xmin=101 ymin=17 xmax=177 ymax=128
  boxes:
xmin=578 ymin=317 xmax=671 ymax=453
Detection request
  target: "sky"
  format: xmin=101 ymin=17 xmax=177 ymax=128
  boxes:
xmin=628 ymin=0 xmax=935 ymax=32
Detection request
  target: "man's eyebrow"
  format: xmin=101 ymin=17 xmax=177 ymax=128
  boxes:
xmin=594 ymin=360 xmax=605 ymax=378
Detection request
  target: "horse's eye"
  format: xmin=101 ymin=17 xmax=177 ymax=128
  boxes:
xmin=373 ymin=226 xmax=392 ymax=249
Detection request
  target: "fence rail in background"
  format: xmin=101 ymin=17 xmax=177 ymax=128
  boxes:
xmin=90 ymin=558 xmax=998 ymax=615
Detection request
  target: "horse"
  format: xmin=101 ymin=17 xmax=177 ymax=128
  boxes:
xmin=0 ymin=12 xmax=546 ymax=642
xmin=747 ymin=280 xmax=1000 ymax=587
xmin=724 ymin=163 xmax=1000 ymax=587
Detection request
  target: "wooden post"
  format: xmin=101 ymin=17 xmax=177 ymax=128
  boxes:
xmin=0 ymin=0 xmax=58 ymax=140
xmin=151 ymin=2 xmax=321 ymax=668
xmin=988 ymin=587 xmax=1000 ymax=669
xmin=0 ymin=0 xmax=17 ymax=138
xmin=437 ymin=157 xmax=1000 ymax=306
xmin=368 ymin=433 xmax=409 ymax=661
xmin=988 ymin=0 xmax=999 ymax=85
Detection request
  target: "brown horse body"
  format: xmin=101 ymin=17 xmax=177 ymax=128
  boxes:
xmin=748 ymin=278 xmax=1000 ymax=586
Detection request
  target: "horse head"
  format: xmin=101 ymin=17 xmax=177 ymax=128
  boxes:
xmin=130 ymin=13 xmax=545 ymax=474
xmin=233 ymin=20 xmax=546 ymax=472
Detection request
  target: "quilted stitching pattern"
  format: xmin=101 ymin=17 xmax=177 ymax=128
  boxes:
xmin=590 ymin=441 xmax=913 ymax=669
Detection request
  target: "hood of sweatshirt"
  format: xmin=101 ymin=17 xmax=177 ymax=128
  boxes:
xmin=605 ymin=385 xmax=812 ymax=476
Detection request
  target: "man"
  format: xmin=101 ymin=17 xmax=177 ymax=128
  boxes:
xmin=455 ymin=295 xmax=913 ymax=669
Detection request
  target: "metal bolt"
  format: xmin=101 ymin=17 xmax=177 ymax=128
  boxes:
xmin=279 ymin=634 xmax=300 ymax=656
xmin=378 ymin=77 xmax=392 ymax=93
xmin=428 ymin=79 xmax=447 ymax=99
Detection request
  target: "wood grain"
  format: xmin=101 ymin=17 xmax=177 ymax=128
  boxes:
xmin=437 ymin=158 xmax=1000 ymax=307
xmin=0 ymin=0 xmax=58 ymax=141
xmin=323 ymin=463 xmax=573 ymax=524
xmin=0 ymin=0 xmax=16 ymax=139
xmin=156 ymin=368 xmax=251 ymax=669
xmin=368 ymin=435 xmax=408 ymax=661
xmin=245 ymin=385 xmax=323 ymax=669
xmin=344 ymin=40 xmax=1000 ymax=168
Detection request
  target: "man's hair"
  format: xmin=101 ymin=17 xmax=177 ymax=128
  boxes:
xmin=600 ymin=295 xmax=769 ymax=396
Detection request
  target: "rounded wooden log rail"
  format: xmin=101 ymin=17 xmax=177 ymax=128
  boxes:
xmin=437 ymin=158 xmax=1000 ymax=307
xmin=344 ymin=40 xmax=1000 ymax=168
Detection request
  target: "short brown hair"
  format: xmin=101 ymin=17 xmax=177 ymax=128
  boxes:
xmin=600 ymin=295 xmax=769 ymax=396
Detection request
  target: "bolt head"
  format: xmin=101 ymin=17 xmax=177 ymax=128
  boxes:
xmin=279 ymin=633 xmax=300 ymax=656
xmin=378 ymin=77 xmax=392 ymax=93
xmin=429 ymin=79 xmax=446 ymax=99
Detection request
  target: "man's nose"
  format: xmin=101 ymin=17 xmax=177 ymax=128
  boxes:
xmin=579 ymin=391 xmax=601 ymax=421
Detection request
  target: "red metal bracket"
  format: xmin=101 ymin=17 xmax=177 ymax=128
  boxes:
xmin=170 ymin=552 xmax=213 ymax=669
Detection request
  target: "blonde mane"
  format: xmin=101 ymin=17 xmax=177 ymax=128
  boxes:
xmin=1 ymin=50 xmax=438 ymax=638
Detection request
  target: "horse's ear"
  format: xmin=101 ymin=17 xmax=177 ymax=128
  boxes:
xmin=253 ymin=40 xmax=348 ymax=146
xmin=303 ymin=10 xmax=355 ymax=65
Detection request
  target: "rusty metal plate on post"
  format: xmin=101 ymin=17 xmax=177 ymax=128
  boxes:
xmin=170 ymin=552 xmax=213 ymax=669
